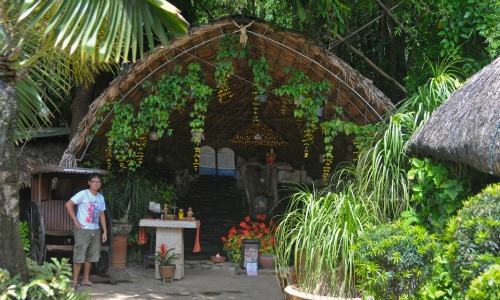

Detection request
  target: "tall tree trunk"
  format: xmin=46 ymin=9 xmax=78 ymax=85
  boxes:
xmin=0 ymin=80 xmax=29 ymax=280
xmin=70 ymin=78 xmax=97 ymax=140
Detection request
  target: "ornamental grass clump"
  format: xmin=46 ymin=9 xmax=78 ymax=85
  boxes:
xmin=354 ymin=220 xmax=438 ymax=300
xmin=221 ymin=215 xmax=275 ymax=263
xmin=274 ymin=184 xmax=379 ymax=297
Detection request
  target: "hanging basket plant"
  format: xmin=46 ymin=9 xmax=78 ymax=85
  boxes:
xmin=274 ymin=67 xmax=330 ymax=158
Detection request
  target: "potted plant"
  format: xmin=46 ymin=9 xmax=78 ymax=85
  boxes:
xmin=155 ymin=243 xmax=181 ymax=282
xmin=220 ymin=215 xmax=276 ymax=267
xmin=274 ymin=184 xmax=379 ymax=298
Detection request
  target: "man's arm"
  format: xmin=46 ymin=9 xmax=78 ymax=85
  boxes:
xmin=65 ymin=200 xmax=83 ymax=230
xmin=100 ymin=211 xmax=107 ymax=243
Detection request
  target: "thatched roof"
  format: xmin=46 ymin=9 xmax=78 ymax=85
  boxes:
xmin=409 ymin=57 xmax=500 ymax=176
xmin=17 ymin=142 xmax=67 ymax=188
xmin=61 ymin=17 xmax=393 ymax=172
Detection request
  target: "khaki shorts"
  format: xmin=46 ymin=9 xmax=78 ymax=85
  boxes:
xmin=73 ymin=229 xmax=101 ymax=263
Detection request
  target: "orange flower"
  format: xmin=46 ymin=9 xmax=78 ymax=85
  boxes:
xmin=221 ymin=236 xmax=227 ymax=242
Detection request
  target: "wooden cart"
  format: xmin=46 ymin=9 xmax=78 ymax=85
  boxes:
xmin=27 ymin=167 xmax=113 ymax=278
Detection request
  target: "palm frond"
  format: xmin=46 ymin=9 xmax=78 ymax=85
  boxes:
xmin=18 ymin=0 xmax=189 ymax=63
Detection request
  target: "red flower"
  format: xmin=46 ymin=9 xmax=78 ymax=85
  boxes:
xmin=240 ymin=221 xmax=249 ymax=229
xmin=259 ymin=223 xmax=266 ymax=229
xmin=244 ymin=216 xmax=251 ymax=222
xmin=221 ymin=236 xmax=227 ymax=242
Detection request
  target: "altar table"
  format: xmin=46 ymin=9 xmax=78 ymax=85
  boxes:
xmin=139 ymin=219 xmax=198 ymax=280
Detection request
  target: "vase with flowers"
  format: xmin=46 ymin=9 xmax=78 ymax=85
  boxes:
xmin=155 ymin=243 xmax=181 ymax=282
xmin=221 ymin=215 xmax=276 ymax=266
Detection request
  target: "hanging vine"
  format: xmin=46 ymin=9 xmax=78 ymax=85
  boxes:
xmin=274 ymin=67 xmax=330 ymax=158
xmin=215 ymin=33 xmax=247 ymax=103
xmin=94 ymin=63 xmax=214 ymax=172
xmin=185 ymin=63 xmax=214 ymax=171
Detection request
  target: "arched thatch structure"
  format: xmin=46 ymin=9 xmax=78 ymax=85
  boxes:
xmin=61 ymin=17 xmax=393 ymax=176
xmin=409 ymin=57 xmax=500 ymax=177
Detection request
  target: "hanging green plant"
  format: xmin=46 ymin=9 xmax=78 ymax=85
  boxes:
xmin=274 ymin=67 xmax=330 ymax=158
xmin=215 ymin=33 xmax=246 ymax=103
xmin=249 ymin=56 xmax=273 ymax=120
xmin=185 ymin=63 xmax=214 ymax=171
xmin=96 ymin=62 xmax=217 ymax=172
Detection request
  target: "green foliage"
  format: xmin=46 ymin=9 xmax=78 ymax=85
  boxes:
xmin=466 ymin=264 xmax=500 ymax=300
xmin=186 ymin=63 xmax=214 ymax=145
xmin=444 ymin=183 xmax=500 ymax=295
xmin=436 ymin=0 xmax=499 ymax=66
xmin=274 ymin=184 xmax=380 ymax=297
xmin=249 ymin=56 xmax=273 ymax=95
xmin=407 ymin=157 xmax=470 ymax=231
xmin=0 ymin=258 xmax=88 ymax=299
xmin=274 ymin=67 xmax=330 ymax=158
xmin=354 ymin=220 xmax=438 ymax=300
xmin=102 ymin=172 xmax=165 ymax=224
xmin=214 ymin=33 xmax=244 ymax=102
xmin=94 ymin=62 xmax=212 ymax=171
xmin=420 ymin=254 xmax=457 ymax=300
xmin=19 ymin=220 xmax=30 ymax=254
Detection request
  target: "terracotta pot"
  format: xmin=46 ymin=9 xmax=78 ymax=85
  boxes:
xmin=111 ymin=234 xmax=128 ymax=269
xmin=284 ymin=285 xmax=362 ymax=300
xmin=210 ymin=256 xmax=226 ymax=263
xmin=259 ymin=254 xmax=275 ymax=269
xmin=159 ymin=265 xmax=176 ymax=282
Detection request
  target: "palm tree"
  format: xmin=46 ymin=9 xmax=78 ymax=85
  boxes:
xmin=0 ymin=0 xmax=188 ymax=279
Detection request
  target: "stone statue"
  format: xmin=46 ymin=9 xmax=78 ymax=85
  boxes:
xmin=233 ymin=21 xmax=254 ymax=47
xmin=185 ymin=207 xmax=196 ymax=221
xmin=266 ymin=148 xmax=276 ymax=166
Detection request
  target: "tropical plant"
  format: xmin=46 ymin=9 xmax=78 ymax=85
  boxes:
xmin=214 ymin=33 xmax=244 ymax=103
xmin=274 ymin=67 xmax=330 ymax=159
xmin=407 ymin=157 xmax=470 ymax=231
xmin=354 ymin=220 xmax=438 ymax=300
xmin=274 ymin=184 xmax=379 ymax=297
xmin=0 ymin=0 xmax=188 ymax=278
xmin=19 ymin=220 xmax=31 ymax=254
xmin=353 ymin=59 xmax=463 ymax=220
xmin=466 ymin=264 xmax=500 ymax=300
xmin=0 ymin=258 xmax=88 ymax=299
xmin=102 ymin=172 xmax=164 ymax=226
xmin=221 ymin=215 xmax=276 ymax=263
xmin=443 ymin=183 xmax=500 ymax=295
xmin=155 ymin=243 xmax=180 ymax=266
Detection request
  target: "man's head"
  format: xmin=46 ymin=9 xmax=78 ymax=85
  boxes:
xmin=88 ymin=173 xmax=102 ymax=187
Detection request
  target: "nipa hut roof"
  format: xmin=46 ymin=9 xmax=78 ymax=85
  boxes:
xmin=17 ymin=142 xmax=66 ymax=188
xmin=61 ymin=17 xmax=394 ymax=169
xmin=409 ymin=57 xmax=500 ymax=177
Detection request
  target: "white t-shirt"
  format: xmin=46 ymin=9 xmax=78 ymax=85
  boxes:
xmin=70 ymin=189 xmax=106 ymax=230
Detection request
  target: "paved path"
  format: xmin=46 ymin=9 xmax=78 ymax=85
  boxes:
xmin=77 ymin=262 xmax=284 ymax=300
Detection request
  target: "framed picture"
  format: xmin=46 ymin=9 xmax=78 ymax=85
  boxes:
xmin=241 ymin=239 xmax=259 ymax=269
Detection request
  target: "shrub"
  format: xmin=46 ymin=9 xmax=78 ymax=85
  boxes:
xmin=466 ymin=264 xmax=500 ymax=300
xmin=354 ymin=220 xmax=438 ymax=300
xmin=444 ymin=183 xmax=500 ymax=294
xmin=0 ymin=258 xmax=88 ymax=299
xmin=221 ymin=215 xmax=275 ymax=263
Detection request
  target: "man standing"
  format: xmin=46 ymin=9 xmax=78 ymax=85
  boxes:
xmin=65 ymin=173 xmax=107 ymax=288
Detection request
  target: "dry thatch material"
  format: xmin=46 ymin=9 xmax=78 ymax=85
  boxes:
xmin=61 ymin=17 xmax=393 ymax=169
xmin=409 ymin=57 xmax=500 ymax=176
xmin=17 ymin=142 xmax=66 ymax=188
